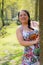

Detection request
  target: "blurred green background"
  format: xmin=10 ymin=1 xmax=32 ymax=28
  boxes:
xmin=0 ymin=0 xmax=39 ymax=65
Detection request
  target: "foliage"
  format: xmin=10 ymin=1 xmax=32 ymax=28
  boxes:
xmin=0 ymin=0 xmax=39 ymax=28
xmin=0 ymin=0 xmax=39 ymax=64
xmin=0 ymin=22 xmax=24 ymax=65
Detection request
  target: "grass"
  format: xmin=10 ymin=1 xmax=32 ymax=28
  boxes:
xmin=0 ymin=22 xmax=24 ymax=65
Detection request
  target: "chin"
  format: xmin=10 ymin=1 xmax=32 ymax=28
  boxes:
xmin=21 ymin=20 xmax=27 ymax=23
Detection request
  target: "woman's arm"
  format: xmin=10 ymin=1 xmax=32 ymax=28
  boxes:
xmin=16 ymin=28 xmax=39 ymax=46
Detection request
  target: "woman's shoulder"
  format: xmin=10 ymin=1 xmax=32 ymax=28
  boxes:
xmin=16 ymin=25 xmax=22 ymax=32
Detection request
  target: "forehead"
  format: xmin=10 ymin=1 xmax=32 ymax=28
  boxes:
xmin=19 ymin=11 xmax=27 ymax=15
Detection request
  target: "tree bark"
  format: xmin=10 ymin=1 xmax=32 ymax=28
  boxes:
xmin=39 ymin=0 xmax=43 ymax=65
xmin=1 ymin=0 xmax=5 ymax=26
xmin=35 ymin=0 xmax=39 ymax=21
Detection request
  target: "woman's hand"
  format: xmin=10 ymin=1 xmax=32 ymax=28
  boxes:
xmin=34 ymin=35 xmax=39 ymax=44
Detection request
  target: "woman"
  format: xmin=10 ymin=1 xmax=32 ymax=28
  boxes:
xmin=16 ymin=10 xmax=40 ymax=65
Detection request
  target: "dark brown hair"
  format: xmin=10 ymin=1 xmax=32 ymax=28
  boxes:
xmin=18 ymin=10 xmax=34 ymax=30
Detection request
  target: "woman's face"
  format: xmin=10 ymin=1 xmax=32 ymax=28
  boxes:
xmin=18 ymin=11 xmax=29 ymax=24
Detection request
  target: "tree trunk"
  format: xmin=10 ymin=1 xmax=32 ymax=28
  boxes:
xmin=35 ymin=0 xmax=39 ymax=21
xmin=40 ymin=0 xmax=43 ymax=64
xmin=1 ymin=0 xmax=5 ymax=26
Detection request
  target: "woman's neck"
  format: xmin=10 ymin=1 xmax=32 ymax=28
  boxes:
xmin=22 ymin=23 xmax=28 ymax=27
xmin=21 ymin=23 xmax=34 ymax=31
xmin=22 ymin=24 xmax=29 ymax=31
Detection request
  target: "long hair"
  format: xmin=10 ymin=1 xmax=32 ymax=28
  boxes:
xmin=18 ymin=10 xmax=34 ymax=30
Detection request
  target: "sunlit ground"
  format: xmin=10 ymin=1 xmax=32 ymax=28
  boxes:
xmin=0 ymin=22 xmax=24 ymax=65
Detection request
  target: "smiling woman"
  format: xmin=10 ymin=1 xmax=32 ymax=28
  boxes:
xmin=16 ymin=10 xmax=40 ymax=65
xmin=18 ymin=10 xmax=29 ymax=24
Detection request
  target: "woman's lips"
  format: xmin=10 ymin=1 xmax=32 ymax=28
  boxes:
xmin=21 ymin=18 xmax=26 ymax=20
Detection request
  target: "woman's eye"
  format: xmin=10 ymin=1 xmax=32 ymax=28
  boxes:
xmin=19 ymin=15 xmax=22 ymax=17
xmin=24 ymin=14 xmax=26 ymax=16
xmin=19 ymin=14 xmax=27 ymax=17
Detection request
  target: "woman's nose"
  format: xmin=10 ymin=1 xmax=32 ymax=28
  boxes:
xmin=21 ymin=15 xmax=25 ymax=18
